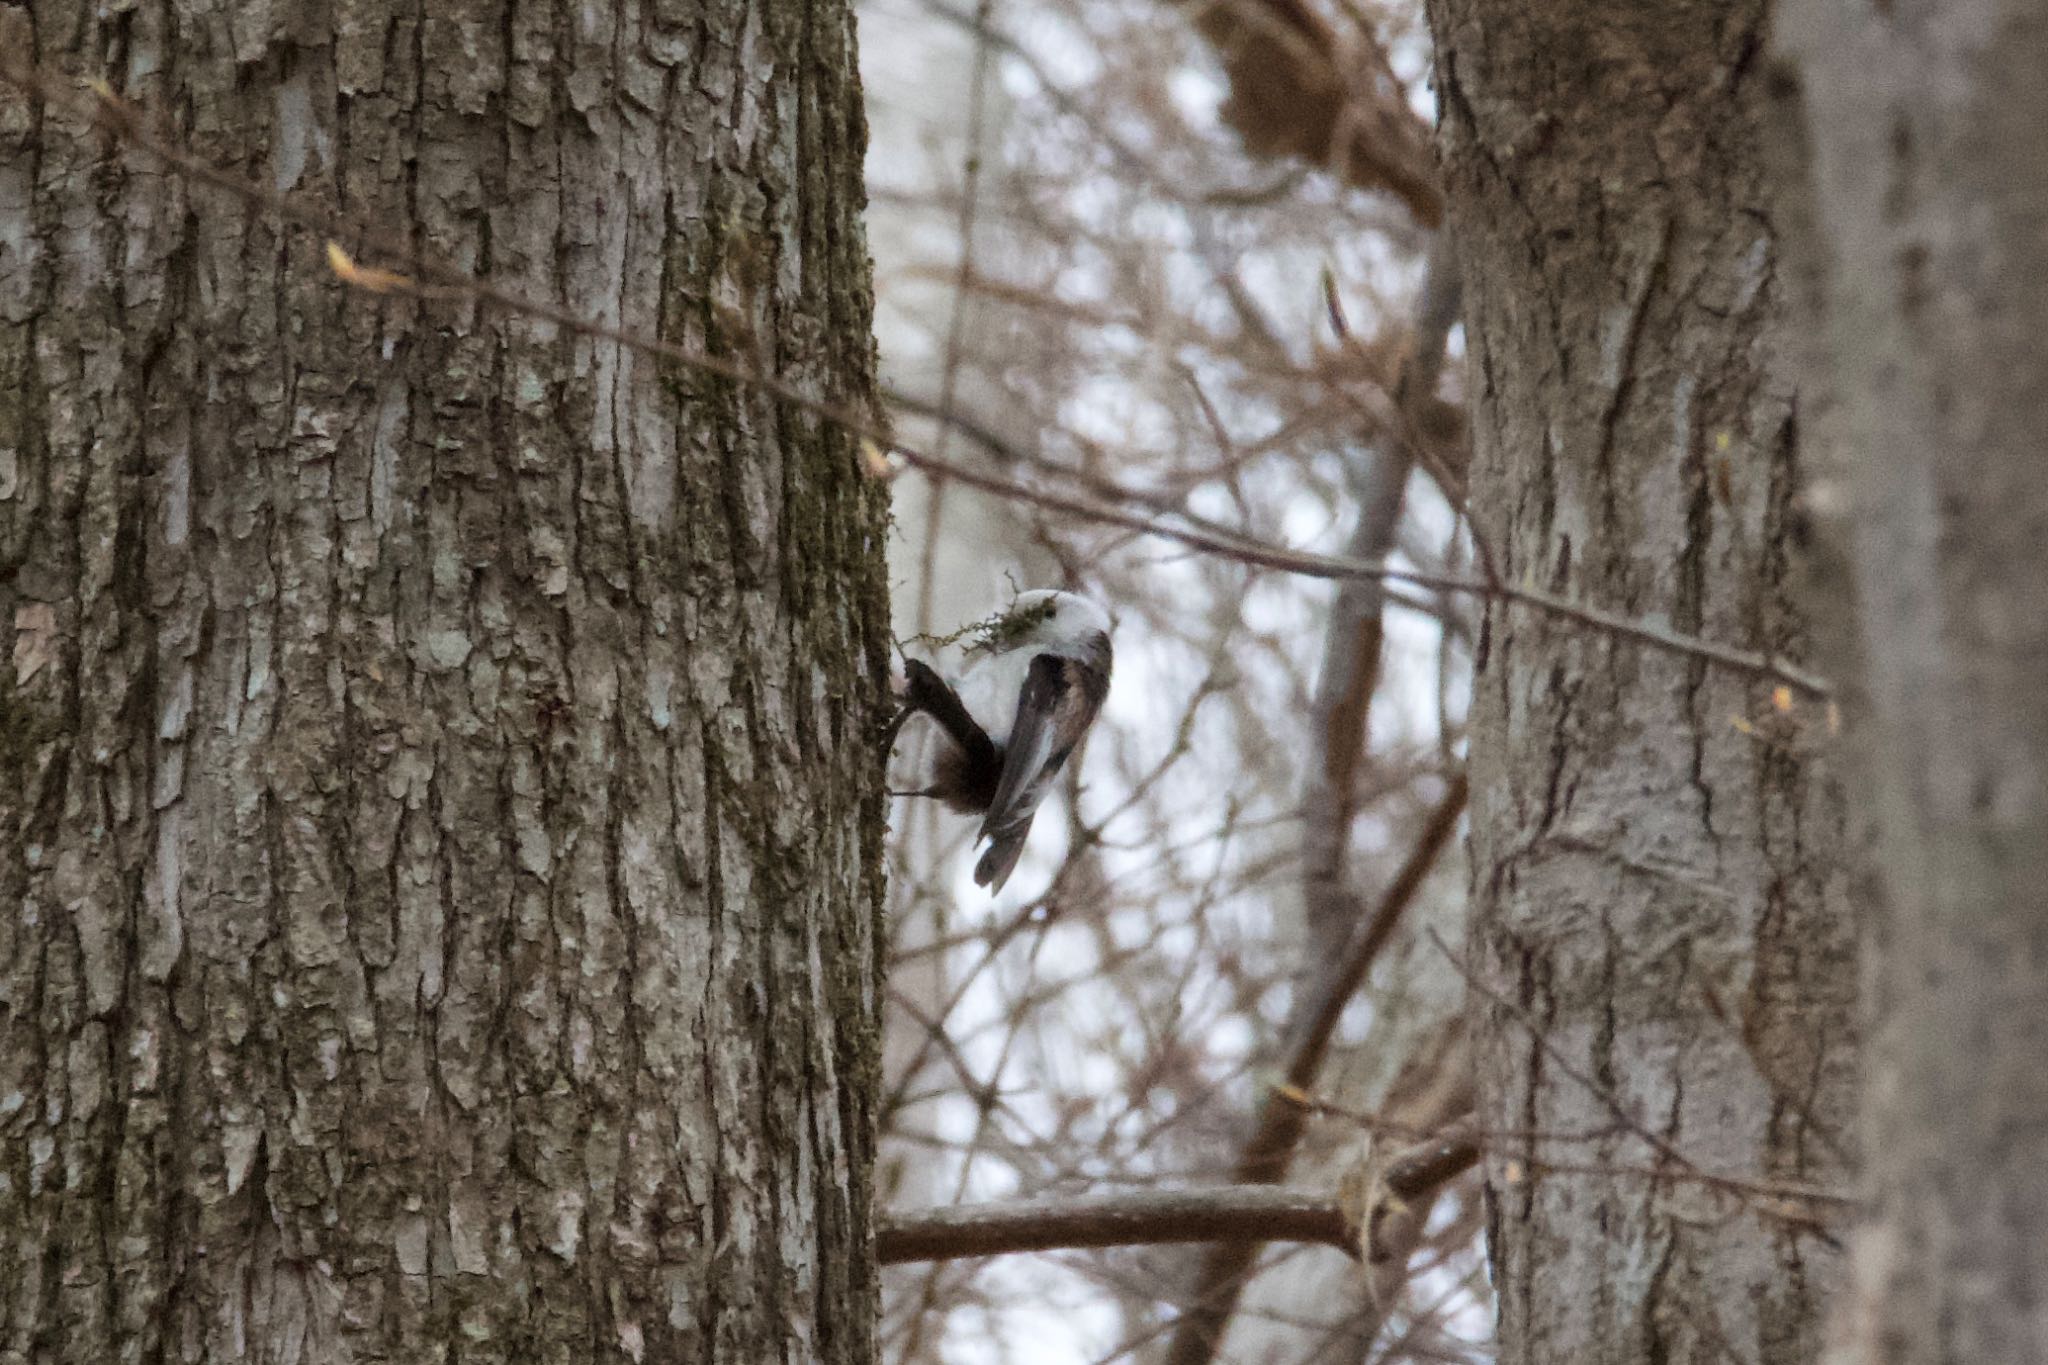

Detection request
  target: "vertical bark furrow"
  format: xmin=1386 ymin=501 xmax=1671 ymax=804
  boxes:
xmin=1424 ymin=3 xmax=1857 ymax=1363
xmin=0 ymin=1 xmax=886 ymax=1361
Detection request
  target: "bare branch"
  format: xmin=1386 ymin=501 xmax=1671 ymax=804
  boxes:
xmin=1361 ymin=1121 xmax=1482 ymax=1269
xmin=879 ymin=1187 xmax=1354 ymax=1264
xmin=1380 ymin=1124 xmax=1482 ymax=1204
xmin=1270 ymin=774 xmax=1471 ymax=1156
xmin=0 ymin=57 xmax=1833 ymax=701
xmin=1164 ymin=774 xmax=1468 ymax=1364
xmin=1302 ymin=237 xmax=1463 ymax=945
xmin=1280 ymin=1088 xmax=1854 ymax=1213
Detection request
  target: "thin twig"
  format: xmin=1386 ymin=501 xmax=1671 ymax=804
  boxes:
xmin=0 ymin=56 xmax=1834 ymax=700
xmin=1163 ymin=774 xmax=1467 ymax=1365
xmin=1425 ymin=930 xmax=1847 ymax=1239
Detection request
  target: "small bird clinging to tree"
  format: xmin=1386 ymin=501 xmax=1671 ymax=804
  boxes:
xmin=890 ymin=590 xmax=1113 ymax=893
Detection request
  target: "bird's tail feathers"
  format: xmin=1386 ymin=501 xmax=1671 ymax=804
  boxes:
xmin=973 ymin=826 xmax=1031 ymax=894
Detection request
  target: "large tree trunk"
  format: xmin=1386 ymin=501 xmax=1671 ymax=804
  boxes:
xmin=1422 ymin=2 xmax=1857 ymax=1361
xmin=1770 ymin=4 xmax=2048 ymax=1361
xmin=0 ymin=1 xmax=888 ymax=1361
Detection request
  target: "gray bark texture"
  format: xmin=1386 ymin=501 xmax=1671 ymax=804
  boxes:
xmin=1422 ymin=1 xmax=1857 ymax=1361
xmin=0 ymin=0 xmax=890 ymax=1361
xmin=1771 ymin=3 xmax=2048 ymax=1361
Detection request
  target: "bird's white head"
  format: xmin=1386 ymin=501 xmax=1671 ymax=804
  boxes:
xmin=975 ymin=589 xmax=1112 ymax=665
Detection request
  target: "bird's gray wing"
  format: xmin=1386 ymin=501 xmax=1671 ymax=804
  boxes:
xmin=975 ymin=654 xmax=1106 ymax=889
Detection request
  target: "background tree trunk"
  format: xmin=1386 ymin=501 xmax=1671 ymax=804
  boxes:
xmin=1422 ymin=1 xmax=1857 ymax=1360
xmin=1771 ymin=4 xmax=2048 ymax=1361
xmin=0 ymin=1 xmax=888 ymax=1361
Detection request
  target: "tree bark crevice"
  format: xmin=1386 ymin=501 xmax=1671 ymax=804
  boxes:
xmin=0 ymin=3 xmax=888 ymax=1361
xmin=1423 ymin=1 xmax=1858 ymax=1361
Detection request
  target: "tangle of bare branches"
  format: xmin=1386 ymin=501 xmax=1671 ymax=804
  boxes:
xmin=0 ymin=50 xmax=1837 ymax=703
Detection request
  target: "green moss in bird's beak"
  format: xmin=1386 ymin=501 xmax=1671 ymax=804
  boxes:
xmin=965 ymin=595 xmax=1057 ymax=655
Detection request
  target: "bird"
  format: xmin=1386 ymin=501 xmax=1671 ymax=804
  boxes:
xmin=893 ymin=590 xmax=1113 ymax=893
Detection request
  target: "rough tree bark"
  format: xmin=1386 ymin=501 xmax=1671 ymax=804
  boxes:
xmin=1422 ymin=2 xmax=1857 ymax=1361
xmin=1770 ymin=4 xmax=2048 ymax=1361
xmin=0 ymin=1 xmax=888 ymax=1361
